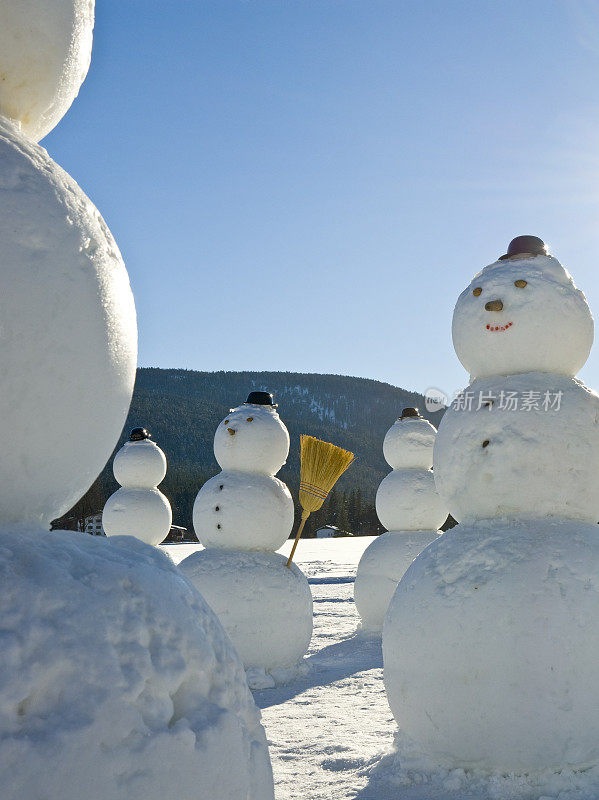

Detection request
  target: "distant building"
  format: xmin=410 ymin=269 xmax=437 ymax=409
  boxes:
xmin=315 ymin=525 xmax=353 ymax=538
xmin=84 ymin=513 xmax=105 ymax=536
xmin=164 ymin=525 xmax=187 ymax=543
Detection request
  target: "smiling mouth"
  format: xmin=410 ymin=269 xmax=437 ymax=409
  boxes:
xmin=486 ymin=322 xmax=513 ymax=332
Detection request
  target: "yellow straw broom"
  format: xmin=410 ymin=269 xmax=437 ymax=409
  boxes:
xmin=286 ymin=435 xmax=355 ymax=568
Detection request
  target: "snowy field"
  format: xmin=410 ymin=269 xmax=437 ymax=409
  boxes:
xmin=163 ymin=537 xmax=599 ymax=800
xmin=164 ymin=537 xmax=397 ymax=799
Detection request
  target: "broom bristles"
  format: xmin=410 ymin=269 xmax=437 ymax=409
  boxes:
xmin=298 ymin=435 xmax=355 ymax=513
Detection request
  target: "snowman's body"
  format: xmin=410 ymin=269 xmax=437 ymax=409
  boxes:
xmin=103 ymin=432 xmax=172 ymax=546
xmin=180 ymin=395 xmax=313 ymax=689
xmin=383 ymin=237 xmax=599 ymax=776
xmin=354 ymin=413 xmax=447 ymax=631
xmin=0 ymin=6 xmax=274 ymax=798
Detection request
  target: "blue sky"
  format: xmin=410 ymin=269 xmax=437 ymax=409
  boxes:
xmin=45 ymin=0 xmax=599 ymax=397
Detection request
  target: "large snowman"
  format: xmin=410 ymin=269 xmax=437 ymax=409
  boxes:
xmin=383 ymin=236 xmax=599 ymax=777
xmin=0 ymin=4 xmax=274 ymax=798
xmin=180 ymin=391 xmax=313 ymax=689
xmin=354 ymin=408 xmax=447 ymax=631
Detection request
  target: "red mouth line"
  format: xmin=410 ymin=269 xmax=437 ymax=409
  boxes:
xmin=486 ymin=322 xmax=513 ymax=332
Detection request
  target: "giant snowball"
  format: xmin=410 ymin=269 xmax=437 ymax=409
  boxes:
xmin=383 ymin=518 xmax=599 ymax=771
xmin=0 ymin=118 xmax=136 ymax=527
xmin=179 ymin=550 xmax=313 ymax=675
xmin=0 ymin=0 xmax=94 ymax=141
xmin=452 ymin=254 xmax=593 ymax=379
xmin=194 ymin=471 xmax=294 ymax=550
xmin=434 ymin=372 xmax=599 ymax=524
xmin=214 ymin=404 xmax=289 ymax=475
xmin=354 ymin=530 xmax=441 ymax=631
xmin=376 ymin=469 xmax=447 ymax=531
xmin=0 ymin=527 xmax=274 ymax=800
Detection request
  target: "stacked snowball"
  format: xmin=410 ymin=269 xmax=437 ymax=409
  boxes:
xmin=354 ymin=409 xmax=446 ymax=631
xmin=103 ymin=428 xmax=172 ymax=546
xmin=383 ymin=235 xmax=599 ymax=775
xmin=180 ymin=392 xmax=313 ymax=689
xmin=0 ymin=4 xmax=274 ymax=797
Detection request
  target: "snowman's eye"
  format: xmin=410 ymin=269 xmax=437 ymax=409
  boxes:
xmin=246 ymin=417 xmax=254 ymax=422
xmin=473 ymin=287 xmax=482 ymax=297
xmin=225 ymin=420 xmax=229 ymax=424
xmin=514 ymin=279 xmax=527 ymax=288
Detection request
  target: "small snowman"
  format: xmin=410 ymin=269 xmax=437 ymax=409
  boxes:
xmin=354 ymin=408 xmax=447 ymax=631
xmin=103 ymin=427 xmax=172 ymax=546
xmin=383 ymin=236 xmax=599 ymax=778
xmin=180 ymin=391 xmax=313 ymax=689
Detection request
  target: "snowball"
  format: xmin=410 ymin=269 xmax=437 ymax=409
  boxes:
xmin=433 ymin=372 xmax=599 ymax=524
xmin=103 ymin=487 xmax=172 ymax=546
xmin=179 ymin=550 xmax=313 ymax=675
xmin=383 ymin=518 xmax=599 ymax=772
xmin=0 ymin=0 xmax=94 ymax=141
xmin=354 ymin=530 xmax=441 ymax=631
xmin=113 ymin=440 xmax=167 ymax=489
xmin=193 ymin=470 xmax=294 ymax=551
xmin=382 ymin=417 xmax=437 ymax=469
xmin=375 ymin=469 xmax=448 ymax=531
xmin=214 ymin=404 xmax=290 ymax=475
xmin=452 ymin=254 xmax=593 ymax=379
xmin=0 ymin=118 xmax=136 ymax=527
xmin=0 ymin=527 xmax=274 ymax=800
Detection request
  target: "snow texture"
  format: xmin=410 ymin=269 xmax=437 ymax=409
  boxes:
xmin=179 ymin=549 xmax=313 ymax=678
xmin=193 ymin=470 xmax=294 ymax=551
xmin=0 ymin=117 xmax=136 ymax=527
xmin=382 ymin=416 xmax=437 ymax=469
xmin=0 ymin=0 xmax=94 ymax=141
xmin=433 ymin=372 xmax=599 ymax=524
xmin=354 ymin=530 xmax=441 ymax=630
xmin=376 ymin=469 xmax=448 ymax=531
xmin=452 ymin=254 xmax=593 ymax=379
xmin=383 ymin=518 xmax=599 ymax=773
xmin=214 ymin=403 xmax=290 ymax=475
xmin=167 ymin=537 xmax=599 ymax=800
xmin=0 ymin=527 xmax=274 ymax=800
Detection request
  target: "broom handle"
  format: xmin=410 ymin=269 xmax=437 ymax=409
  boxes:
xmin=286 ymin=509 xmax=310 ymax=568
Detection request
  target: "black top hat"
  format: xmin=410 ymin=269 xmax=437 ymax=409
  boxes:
xmin=129 ymin=427 xmax=151 ymax=441
xmin=244 ymin=391 xmax=277 ymax=407
xmin=400 ymin=407 xmax=421 ymax=420
xmin=498 ymin=235 xmax=548 ymax=261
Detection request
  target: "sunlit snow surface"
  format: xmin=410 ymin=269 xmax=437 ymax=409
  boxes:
xmin=164 ymin=537 xmax=599 ymax=800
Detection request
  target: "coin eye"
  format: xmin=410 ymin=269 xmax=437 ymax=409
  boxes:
xmin=246 ymin=417 xmax=254 ymax=422
xmin=514 ymin=279 xmax=527 ymax=288
xmin=225 ymin=420 xmax=229 ymax=424
xmin=473 ymin=287 xmax=482 ymax=297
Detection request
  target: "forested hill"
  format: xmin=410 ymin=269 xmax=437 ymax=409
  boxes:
xmin=60 ymin=369 xmax=444 ymax=533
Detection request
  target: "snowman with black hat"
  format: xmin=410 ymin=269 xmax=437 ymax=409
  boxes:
xmin=180 ymin=391 xmax=313 ymax=689
xmin=103 ymin=427 xmax=172 ymax=545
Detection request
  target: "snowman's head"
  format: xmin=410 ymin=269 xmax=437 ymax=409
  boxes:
xmin=213 ymin=396 xmax=290 ymax=475
xmin=452 ymin=238 xmax=593 ymax=379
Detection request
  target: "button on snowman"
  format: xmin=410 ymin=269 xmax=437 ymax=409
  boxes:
xmin=103 ymin=428 xmax=172 ymax=545
xmin=0 ymin=6 xmax=275 ymax=798
xmin=354 ymin=408 xmax=447 ymax=631
xmin=383 ymin=237 xmax=599 ymax=775
xmin=180 ymin=391 xmax=313 ymax=689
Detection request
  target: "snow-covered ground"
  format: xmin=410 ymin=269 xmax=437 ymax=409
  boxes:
xmin=164 ymin=536 xmax=395 ymax=799
xmin=163 ymin=537 xmax=599 ymax=800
